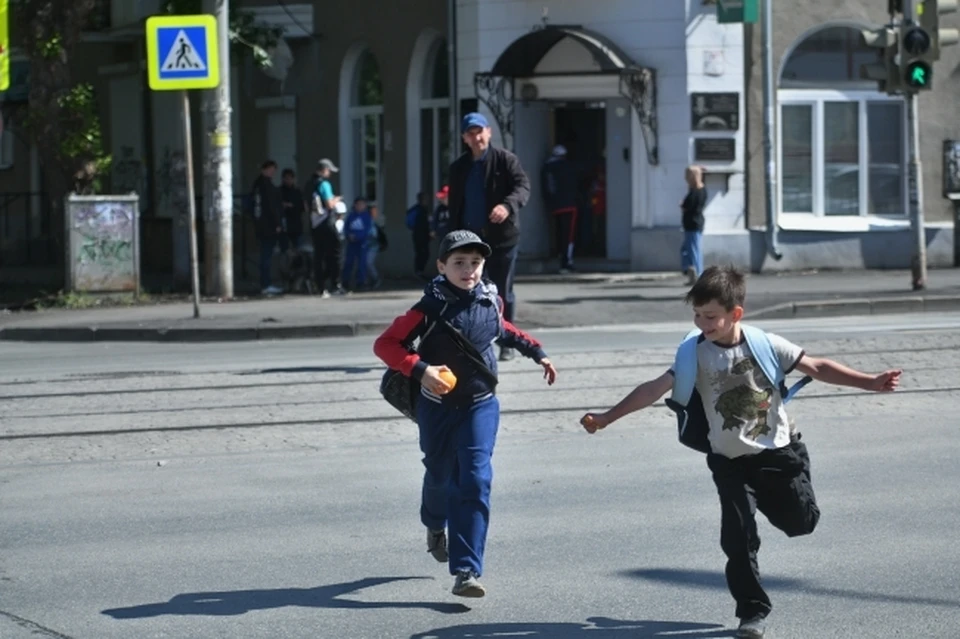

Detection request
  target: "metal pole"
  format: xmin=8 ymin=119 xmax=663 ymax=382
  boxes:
xmin=202 ymin=0 xmax=234 ymax=299
xmin=448 ymin=0 xmax=459 ymax=163
xmin=761 ymin=0 xmax=783 ymax=261
xmin=906 ymin=92 xmax=927 ymax=289
xmin=905 ymin=0 xmax=927 ymax=290
xmin=183 ymin=90 xmax=202 ymax=319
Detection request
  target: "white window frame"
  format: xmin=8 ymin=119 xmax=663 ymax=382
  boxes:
xmin=777 ymin=89 xmax=909 ymax=232
xmin=420 ymin=97 xmax=449 ymax=198
xmin=348 ymin=104 xmax=383 ymax=204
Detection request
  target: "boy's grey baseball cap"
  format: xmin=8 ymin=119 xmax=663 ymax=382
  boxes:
xmin=439 ymin=230 xmax=491 ymax=259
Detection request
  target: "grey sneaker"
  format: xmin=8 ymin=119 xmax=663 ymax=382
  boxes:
xmin=737 ymin=615 xmax=766 ymax=638
xmin=426 ymin=528 xmax=448 ymax=563
xmin=452 ymin=570 xmax=485 ymax=598
xmin=498 ymin=347 xmax=516 ymax=362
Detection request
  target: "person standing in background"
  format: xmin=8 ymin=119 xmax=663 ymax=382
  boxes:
xmin=311 ymin=158 xmax=346 ymax=298
xmin=252 ymin=160 xmax=284 ymax=296
xmin=407 ymin=192 xmax=433 ymax=281
xmin=447 ymin=112 xmax=531 ymax=361
xmin=541 ymin=145 xmax=579 ymax=273
xmin=680 ymin=164 xmax=707 ymax=285
xmin=366 ymin=201 xmax=384 ymax=289
xmin=280 ymin=168 xmax=305 ymax=253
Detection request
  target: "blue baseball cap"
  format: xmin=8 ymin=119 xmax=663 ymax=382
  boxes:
xmin=461 ymin=112 xmax=489 ymax=134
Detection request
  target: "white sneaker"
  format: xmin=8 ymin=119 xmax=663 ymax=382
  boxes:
xmin=452 ymin=570 xmax=485 ymax=598
xmin=319 ymin=290 xmax=332 ymax=299
xmin=261 ymin=285 xmax=284 ymax=296
xmin=426 ymin=528 xmax=448 ymax=563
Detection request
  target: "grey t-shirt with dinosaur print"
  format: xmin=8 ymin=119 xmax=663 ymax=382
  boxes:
xmin=695 ymin=332 xmax=805 ymax=459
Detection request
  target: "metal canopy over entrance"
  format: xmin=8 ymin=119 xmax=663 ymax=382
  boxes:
xmin=474 ymin=25 xmax=659 ymax=165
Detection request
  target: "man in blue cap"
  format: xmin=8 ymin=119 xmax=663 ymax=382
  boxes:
xmin=447 ymin=112 xmax=531 ymax=361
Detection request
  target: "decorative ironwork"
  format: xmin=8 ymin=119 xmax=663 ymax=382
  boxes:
xmin=619 ymin=68 xmax=659 ymax=166
xmin=473 ymin=73 xmax=516 ymax=151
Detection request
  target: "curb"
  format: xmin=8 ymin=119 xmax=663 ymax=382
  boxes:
xmin=746 ymin=294 xmax=960 ymax=320
xmin=3 ymin=295 xmax=959 ymax=343
xmin=0 ymin=321 xmax=393 ymax=343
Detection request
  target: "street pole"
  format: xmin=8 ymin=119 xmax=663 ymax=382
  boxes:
xmin=905 ymin=0 xmax=927 ymax=290
xmin=907 ymin=92 xmax=927 ymax=290
xmin=182 ymin=90 xmax=201 ymax=319
xmin=761 ymin=0 xmax=783 ymax=261
xmin=202 ymin=0 xmax=234 ymax=299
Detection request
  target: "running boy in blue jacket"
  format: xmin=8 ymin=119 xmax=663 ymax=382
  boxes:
xmin=374 ymin=230 xmax=558 ymax=597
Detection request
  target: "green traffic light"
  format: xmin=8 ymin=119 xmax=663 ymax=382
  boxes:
xmin=905 ymin=60 xmax=933 ymax=88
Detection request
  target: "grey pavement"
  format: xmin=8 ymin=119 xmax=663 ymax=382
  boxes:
xmin=1 ymin=314 xmax=959 ymax=638
xmin=1 ymin=268 xmax=960 ymax=343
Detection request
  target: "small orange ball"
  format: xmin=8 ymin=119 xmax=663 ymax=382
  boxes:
xmin=438 ymin=369 xmax=457 ymax=393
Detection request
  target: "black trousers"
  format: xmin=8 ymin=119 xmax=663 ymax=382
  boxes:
xmin=312 ymin=224 xmax=341 ymax=292
xmin=484 ymin=244 xmax=519 ymax=323
xmin=414 ymin=234 xmax=431 ymax=274
xmin=706 ymin=440 xmax=821 ymax=620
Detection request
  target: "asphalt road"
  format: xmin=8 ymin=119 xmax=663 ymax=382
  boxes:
xmin=2 ymin=313 xmax=959 ymax=638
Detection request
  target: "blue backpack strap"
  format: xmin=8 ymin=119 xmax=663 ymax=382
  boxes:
xmin=670 ymin=329 xmax=702 ymax=406
xmin=741 ymin=324 xmax=813 ymax=404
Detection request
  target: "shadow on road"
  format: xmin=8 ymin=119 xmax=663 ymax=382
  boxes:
xmin=410 ymin=617 xmax=735 ymax=638
xmin=625 ymin=567 xmax=960 ymax=608
xmin=101 ymin=576 xmax=470 ymax=619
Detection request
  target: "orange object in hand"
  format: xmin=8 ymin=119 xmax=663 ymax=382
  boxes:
xmin=437 ymin=369 xmax=457 ymax=394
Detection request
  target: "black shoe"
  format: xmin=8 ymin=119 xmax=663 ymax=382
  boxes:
xmin=737 ymin=615 xmax=766 ymax=638
xmin=499 ymin=347 xmax=516 ymax=362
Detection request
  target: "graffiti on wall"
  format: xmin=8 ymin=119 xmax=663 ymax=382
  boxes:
xmin=67 ymin=199 xmax=138 ymax=292
xmin=113 ymin=145 xmax=144 ymax=194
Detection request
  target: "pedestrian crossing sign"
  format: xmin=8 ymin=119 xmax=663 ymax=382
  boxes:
xmin=146 ymin=14 xmax=220 ymax=91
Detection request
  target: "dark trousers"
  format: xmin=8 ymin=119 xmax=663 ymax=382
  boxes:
xmin=485 ymin=244 xmax=519 ymax=322
xmin=258 ymin=237 xmax=275 ymax=289
xmin=414 ymin=234 xmax=431 ymax=274
xmin=312 ymin=224 xmax=341 ymax=293
xmin=552 ymin=208 xmax=577 ymax=269
xmin=418 ymin=396 xmax=500 ymax=577
xmin=342 ymin=242 xmax=367 ymax=289
xmin=707 ymin=440 xmax=821 ymax=620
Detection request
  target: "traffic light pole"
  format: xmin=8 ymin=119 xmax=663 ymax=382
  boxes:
xmin=906 ymin=92 xmax=927 ymax=290
xmin=904 ymin=0 xmax=927 ymax=290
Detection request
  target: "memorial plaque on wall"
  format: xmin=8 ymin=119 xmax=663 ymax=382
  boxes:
xmin=691 ymin=92 xmax=740 ymax=131
xmin=694 ymin=138 xmax=736 ymax=162
xmin=944 ymin=140 xmax=960 ymax=199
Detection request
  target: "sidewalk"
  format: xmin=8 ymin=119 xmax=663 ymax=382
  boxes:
xmin=1 ymin=269 xmax=959 ymax=342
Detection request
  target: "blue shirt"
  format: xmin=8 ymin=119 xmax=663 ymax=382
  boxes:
xmin=462 ymin=151 xmax=488 ymax=233
xmin=317 ymin=180 xmax=334 ymax=207
xmin=344 ymin=209 xmax=372 ymax=245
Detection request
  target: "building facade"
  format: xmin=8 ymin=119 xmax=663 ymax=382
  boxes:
xmin=2 ymin=0 xmax=956 ymax=287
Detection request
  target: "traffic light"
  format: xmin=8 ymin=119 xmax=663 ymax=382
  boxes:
xmin=917 ymin=0 xmax=959 ymax=62
xmin=900 ymin=23 xmax=934 ymax=89
xmin=860 ymin=26 xmax=900 ymax=94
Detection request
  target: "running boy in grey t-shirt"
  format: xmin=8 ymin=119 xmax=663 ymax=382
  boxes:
xmin=580 ymin=265 xmax=902 ymax=638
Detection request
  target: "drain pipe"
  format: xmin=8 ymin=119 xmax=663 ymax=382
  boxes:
xmin=448 ymin=0 xmax=458 ymax=162
xmin=761 ymin=0 xmax=783 ymax=260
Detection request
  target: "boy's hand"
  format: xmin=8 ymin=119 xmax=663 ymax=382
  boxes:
xmin=422 ymin=365 xmax=455 ymax=395
xmin=867 ymin=369 xmax=903 ymax=392
xmin=540 ymin=358 xmax=557 ymax=385
xmin=580 ymin=412 xmax=610 ymax=434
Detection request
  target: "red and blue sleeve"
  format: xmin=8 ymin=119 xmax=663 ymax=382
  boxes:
xmin=373 ymin=309 xmax=431 ymax=380
xmin=497 ymin=318 xmax=548 ymax=363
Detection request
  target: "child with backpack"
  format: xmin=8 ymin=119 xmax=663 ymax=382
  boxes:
xmin=374 ymin=229 xmax=558 ymax=598
xmin=342 ymin=197 xmax=372 ymax=291
xmin=579 ymin=265 xmax=902 ymax=639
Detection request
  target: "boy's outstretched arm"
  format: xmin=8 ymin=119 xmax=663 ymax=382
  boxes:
xmin=497 ymin=315 xmax=557 ymax=386
xmin=795 ymin=355 xmax=902 ymax=392
xmin=581 ymin=370 xmax=674 ymax=434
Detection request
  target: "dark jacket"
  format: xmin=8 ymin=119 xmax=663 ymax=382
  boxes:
xmin=252 ymin=174 xmax=282 ymax=239
xmin=541 ymin=156 xmax=579 ymax=213
xmin=681 ymin=187 xmax=707 ymax=232
xmin=431 ymin=204 xmax=451 ymax=237
xmin=373 ymin=277 xmax=547 ymax=408
xmin=281 ymin=185 xmax=304 ymax=236
xmin=448 ymin=146 xmax=530 ymax=250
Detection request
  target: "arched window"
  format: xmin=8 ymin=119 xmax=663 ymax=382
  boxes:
xmin=420 ymin=40 xmax=451 ymax=200
xmin=778 ymin=26 xmax=906 ymax=219
xmin=349 ymin=49 xmax=384 ymax=203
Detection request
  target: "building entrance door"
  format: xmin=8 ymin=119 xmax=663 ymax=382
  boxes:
xmin=552 ymin=102 xmax=607 ymax=259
